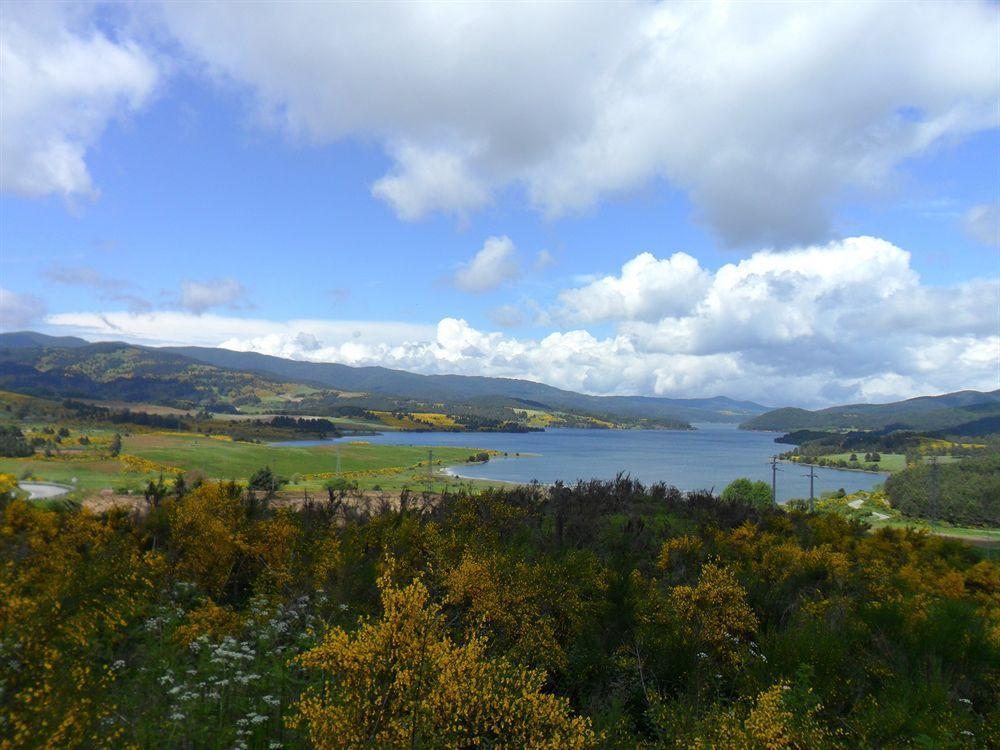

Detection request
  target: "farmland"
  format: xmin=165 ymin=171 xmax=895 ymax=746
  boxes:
xmin=0 ymin=430 xmax=493 ymax=496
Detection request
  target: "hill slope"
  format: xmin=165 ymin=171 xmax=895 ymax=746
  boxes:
xmin=0 ymin=332 xmax=768 ymax=423
xmin=0 ymin=339 xmax=313 ymax=408
xmin=163 ymin=345 xmax=766 ymax=423
xmin=741 ymin=390 xmax=1000 ymax=432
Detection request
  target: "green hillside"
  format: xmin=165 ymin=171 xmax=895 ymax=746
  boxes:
xmin=0 ymin=332 xmax=772 ymax=426
xmin=0 ymin=334 xmax=693 ymax=430
xmin=742 ymin=390 xmax=1000 ymax=432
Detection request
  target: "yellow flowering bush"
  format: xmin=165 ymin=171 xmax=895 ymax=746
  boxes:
xmin=668 ymin=562 xmax=758 ymax=665
xmin=291 ymin=572 xmax=598 ymax=749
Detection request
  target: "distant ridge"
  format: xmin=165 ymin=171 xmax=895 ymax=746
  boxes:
xmin=163 ymin=344 xmax=769 ymax=423
xmin=0 ymin=331 xmax=770 ymax=423
xmin=742 ymin=389 xmax=1000 ymax=432
xmin=0 ymin=331 xmax=89 ymax=349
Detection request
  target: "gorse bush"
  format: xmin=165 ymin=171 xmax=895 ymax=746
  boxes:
xmin=1 ymin=476 xmax=997 ymax=748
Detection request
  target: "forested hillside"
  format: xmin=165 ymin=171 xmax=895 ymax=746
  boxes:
xmin=0 ymin=333 xmax=764 ymax=424
xmin=742 ymin=390 xmax=1000 ymax=432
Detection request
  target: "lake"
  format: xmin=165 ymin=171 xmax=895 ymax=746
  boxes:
xmin=278 ymin=423 xmax=887 ymax=503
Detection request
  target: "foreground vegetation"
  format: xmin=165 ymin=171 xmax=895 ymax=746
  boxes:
xmin=2 ymin=474 xmax=997 ymax=748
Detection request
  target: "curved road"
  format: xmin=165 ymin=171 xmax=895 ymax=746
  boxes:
xmin=20 ymin=482 xmax=72 ymax=500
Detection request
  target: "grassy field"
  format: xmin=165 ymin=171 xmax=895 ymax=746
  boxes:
xmin=0 ymin=432 xmax=495 ymax=495
xmin=787 ymin=452 xmax=906 ymax=472
xmin=824 ymin=452 xmax=907 ymax=471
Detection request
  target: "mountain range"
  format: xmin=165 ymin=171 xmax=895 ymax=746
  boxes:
xmin=0 ymin=331 xmax=768 ymax=426
xmin=3 ymin=331 xmax=994 ymax=434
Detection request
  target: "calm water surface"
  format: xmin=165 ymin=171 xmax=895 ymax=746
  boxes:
xmin=278 ymin=423 xmax=886 ymax=504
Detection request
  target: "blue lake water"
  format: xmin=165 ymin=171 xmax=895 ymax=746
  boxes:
xmin=276 ymin=423 xmax=887 ymax=504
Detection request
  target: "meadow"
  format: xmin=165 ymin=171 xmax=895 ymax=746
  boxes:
xmin=0 ymin=430 xmax=489 ymax=495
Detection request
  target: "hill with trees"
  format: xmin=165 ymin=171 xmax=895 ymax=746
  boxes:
xmin=0 ymin=332 xmax=771 ymax=427
xmin=741 ymin=389 xmax=1000 ymax=432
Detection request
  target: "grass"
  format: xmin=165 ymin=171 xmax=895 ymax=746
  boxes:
xmin=788 ymin=452 xmax=906 ymax=472
xmin=1 ymin=432 xmax=497 ymax=495
xmin=816 ymin=489 xmax=1000 ymax=558
xmin=824 ymin=452 xmax=906 ymax=471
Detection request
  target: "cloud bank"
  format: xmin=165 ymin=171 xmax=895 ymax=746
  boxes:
xmin=45 ymin=237 xmax=999 ymax=407
xmin=160 ymin=1 xmax=999 ymax=246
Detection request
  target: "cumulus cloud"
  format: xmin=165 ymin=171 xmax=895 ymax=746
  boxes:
xmin=372 ymin=144 xmax=490 ymax=220
xmin=42 ymin=237 xmax=1000 ymax=406
xmin=160 ymin=1 xmax=999 ymax=245
xmin=0 ymin=288 xmax=46 ymax=329
xmin=962 ymin=204 xmax=999 ymax=247
xmin=454 ymin=236 xmax=520 ymax=293
xmin=0 ymin=4 xmax=158 ymax=200
xmin=559 ymin=252 xmax=710 ymax=324
xmin=179 ymin=278 xmax=249 ymax=314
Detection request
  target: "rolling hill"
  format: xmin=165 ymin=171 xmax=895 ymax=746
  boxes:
xmin=0 ymin=331 xmax=770 ymax=426
xmin=741 ymin=390 xmax=1000 ymax=432
xmin=162 ymin=344 xmax=768 ymax=423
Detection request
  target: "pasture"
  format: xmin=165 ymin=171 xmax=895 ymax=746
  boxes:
xmin=0 ymin=432 xmax=489 ymax=495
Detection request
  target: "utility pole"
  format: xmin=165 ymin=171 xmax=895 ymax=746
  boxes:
xmin=771 ymin=455 xmax=778 ymax=506
xmin=428 ymin=448 xmax=433 ymax=481
xmin=806 ymin=465 xmax=817 ymax=511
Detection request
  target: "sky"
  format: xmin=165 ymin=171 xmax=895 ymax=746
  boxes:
xmin=0 ymin=1 xmax=998 ymax=408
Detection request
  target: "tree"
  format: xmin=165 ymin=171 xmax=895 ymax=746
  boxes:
xmin=292 ymin=572 xmax=598 ymax=749
xmin=109 ymin=432 xmax=122 ymax=457
xmin=721 ymin=478 xmax=772 ymax=510
xmin=248 ymin=466 xmax=285 ymax=499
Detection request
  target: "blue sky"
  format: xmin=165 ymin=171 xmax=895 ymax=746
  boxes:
xmin=1 ymin=2 xmax=998 ymax=406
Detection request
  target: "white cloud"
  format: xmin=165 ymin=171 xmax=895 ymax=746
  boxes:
xmin=41 ymin=237 xmax=1000 ymax=407
xmin=160 ymin=1 xmax=999 ymax=245
xmin=44 ymin=310 xmax=434 ymax=352
xmin=0 ymin=288 xmax=46 ymax=329
xmin=179 ymin=278 xmax=249 ymax=314
xmin=559 ymin=252 xmax=710 ymax=324
xmin=963 ymin=204 xmax=999 ymax=247
xmin=372 ymin=143 xmax=490 ymax=220
xmin=0 ymin=4 xmax=158 ymax=199
xmin=454 ymin=236 xmax=520 ymax=293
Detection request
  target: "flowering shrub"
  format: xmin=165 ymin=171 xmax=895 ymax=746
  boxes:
xmin=292 ymin=572 xmax=598 ymax=749
xmin=0 ymin=478 xmax=994 ymax=748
